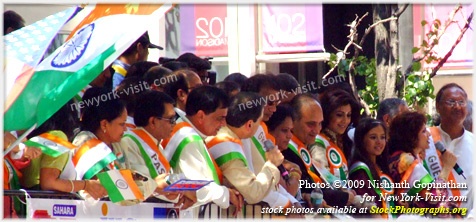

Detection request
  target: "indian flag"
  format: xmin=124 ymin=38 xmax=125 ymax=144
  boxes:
xmin=73 ymin=139 xmax=117 ymax=180
xmin=96 ymin=169 xmax=144 ymax=203
xmin=23 ymin=133 xmax=76 ymax=157
xmin=4 ymin=4 xmax=173 ymax=131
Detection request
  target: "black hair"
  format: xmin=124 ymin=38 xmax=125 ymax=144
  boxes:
xmin=275 ymin=73 xmax=299 ymax=92
xmin=185 ymin=85 xmax=230 ymax=116
xmin=80 ymin=87 xmax=126 ymax=133
xmin=224 ymin=73 xmax=248 ymax=88
xmin=241 ymin=74 xmax=280 ymax=93
xmin=226 ymin=92 xmax=264 ymax=128
xmin=265 ymin=105 xmax=294 ymax=132
xmin=290 ymin=93 xmax=319 ymax=121
xmin=115 ymin=77 xmax=147 ymax=116
xmin=4 ymin=10 xmax=25 ymax=34
xmin=161 ymin=61 xmax=189 ymax=71
xmin=176 ymin=52 xmax=211 ymax=71
xmin=134 ymin=91 xmax=175 ymax=127
xmin=435 ymin=83 xmax=468 ymax=104
xmin=162 ymin=70 xmax=190 ymax=102
xmin=214 ymin=81 xmax=240 ymax=98
xmin=28 ymin=99 xmax=79 ymax=142
xmin=376 ymin=98 xmax=408 ymax=121
xmin=143 ymin=66 xmax=173 ymax=88
xmin=126 ymin=61 xmax=159 ymax=80
xmin=351 ymin=118 xmax=389 ymax=181
xmin=319 ymin=88 xmax=361 ymax=130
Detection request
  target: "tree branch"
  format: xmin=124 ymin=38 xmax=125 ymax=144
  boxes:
xmin=396 ymin=4 xmax=463 ymax=90
xmin=322 ymin=14 xmax=367 ymax=79
xmin=393 ymin=4 xmax=409 ymax=18
xmin=429 ymin=11 xmax=473 ymax=78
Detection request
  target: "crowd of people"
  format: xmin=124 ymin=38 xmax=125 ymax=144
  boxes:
xmin=3 ymin=10 xmax=474 ymax=219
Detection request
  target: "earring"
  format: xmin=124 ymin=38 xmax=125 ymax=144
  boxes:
xmin=103 ymin=129 xmax=106 ymax=134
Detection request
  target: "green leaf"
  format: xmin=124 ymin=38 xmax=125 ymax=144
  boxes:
xmin=422 ymin=40 xmax=428 ymax=47
xmin=412 ymin=62 xmax=422 ymax=71
xmin=435 ymin=19 xmax=441 ymax=26
xmin=433 ymin=39 xmax=439 ymax=45
xmin=421 ymin=20 xmax=428 ymax=26
xmin=412 ymin=47 xmax=420 ymax=54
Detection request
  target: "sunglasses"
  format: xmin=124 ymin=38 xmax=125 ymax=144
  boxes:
xmin=157 ymin=115 xmax=178 ymax=124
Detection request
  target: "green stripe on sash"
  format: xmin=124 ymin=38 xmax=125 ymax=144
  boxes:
xmin=251 ymin=136 xmax=266 ymax=161
xmin=171 ymin=135 xmax=221 ymax=185
xmin=82 ymin=152 xmax=117 ymax=180
xmin=215 ymin=152 xmax=248 ymax=167
xmin=406 ymin=174 xmax=434 ymax=197
xmin=124 ymin=135 xmax=158 ymax=179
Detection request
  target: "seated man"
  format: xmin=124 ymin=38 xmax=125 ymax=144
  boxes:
xmin=113 ymin=91 xmax=195 ymax=207
xmin=162 ymin=86 xmax=242 ymax=215
xmin=206 ymin=92 xmax=298 ymax=217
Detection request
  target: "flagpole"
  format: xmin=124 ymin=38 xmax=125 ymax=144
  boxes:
xmin=3 ymin=123 xmax=37 ymax=157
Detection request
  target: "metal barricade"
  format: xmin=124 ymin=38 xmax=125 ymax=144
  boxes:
xmin=3 ymin=189 xmax=82 ymax=218
xmin=198 ymin=202 xmax=277 ymax=219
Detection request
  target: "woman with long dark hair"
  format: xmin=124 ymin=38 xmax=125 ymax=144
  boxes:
xmin=311 ymin=88 xmax=361 ymax=181
xmin=349 ymin=118 xmax=394 ymax=218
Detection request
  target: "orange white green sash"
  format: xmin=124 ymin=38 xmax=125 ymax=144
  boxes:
xmin=125 ymin=116 xmax=136 ymax=130
xmin=24 ymin=133 xmax=76 ymax=157
xmin=426 ymin=127 xmax=462 ymax=207
xmin=163 ymin=122 xmax=222 ymax=184
xmin=399 ymin=157 xmax=434 ymax=197
xmin=123 ymin=128 xmax=170 ymax=179
xmin=251 ymin=122 xmax=276 ymax=161
xmin=207 ymin=135 xmax=248 ymax=168
xmin=73 ymin=139 xmax=117 ymax=180
xmin=350 ymin=162 xmax=396 ymax=218
xmin=315 ymin=134 xmax=348 ymax=181
xmin=288 ymin=135 xmax=322 ymax=183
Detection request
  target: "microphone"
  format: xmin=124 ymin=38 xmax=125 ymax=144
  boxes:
xmin=263 ymin=139 xmax=290 ymax=183
xmin=434 ymin=141 xmax=466 ymax=180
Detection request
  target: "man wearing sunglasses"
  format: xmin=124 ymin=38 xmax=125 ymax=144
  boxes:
xmin=113 ymin=91 xmax=196 ymax=209
xmin=162 ymin=86 xmax=244 ymax=217
xmin=428 ymin=83 xmax=473 ymax=212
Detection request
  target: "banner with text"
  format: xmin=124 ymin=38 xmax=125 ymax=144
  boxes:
xmin=27 ymin=198 xmax=193 ymax=219
xmin=261 ymin=4 xmax=325 ymax=54
xmin=180 ymin=4 xmax=228 ymax=56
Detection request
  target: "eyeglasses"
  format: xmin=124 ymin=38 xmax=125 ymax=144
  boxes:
xmin=157 ymin=115 xmax=178 ymax=124
xmin=445 ymin=99 xmax=466 ymax=108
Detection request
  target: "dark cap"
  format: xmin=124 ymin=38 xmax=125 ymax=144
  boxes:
xmin=176 ymin=52 xmax=211 ymax=71
xmin=138 ymin=31 xmax=163 ymax=50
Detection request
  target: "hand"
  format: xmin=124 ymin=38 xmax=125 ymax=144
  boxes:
xmin=282 ymin=160 xmax=301 ymax=173
xmin=153 ymin=173 xmax=169 ymax=193
xmin=440 ymin=150 xmax=457 ymax=170
xmin=158 ymin=190 xmax=181 ymax=200
xmin=286 ymin=202 xmax=305 ymax=218
xmin=4 ymin=131 xmax=19 ymax=152
xmin=302 ymin=193 xmax=312 ymax=209
xmin=23 ymin=146 xmax=42 ymax=160
xmin=228 ymin=188 xmax=243 ymax=217
xmin=265 ymin=147 xmax=284 ymax=167
xmin=84 ymin=179 xmax=107 ymax=200
xmin=175 ymin=195 xmax=195 ymax=210
xmin=183 ymin=191 xmax=197 ymax=203
xmin=345 ymin=189 xmax=355 ymax=206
